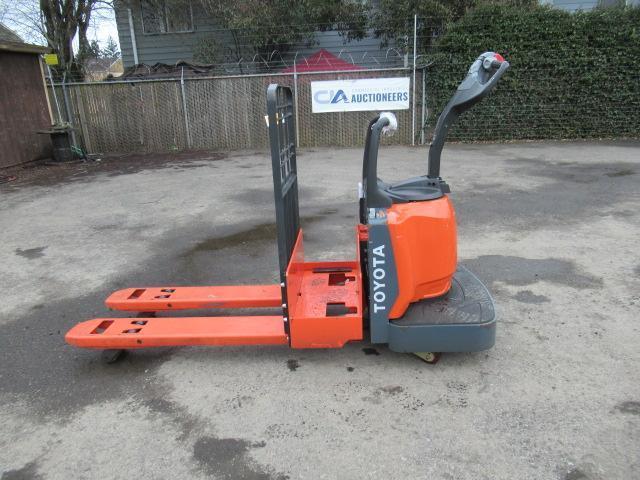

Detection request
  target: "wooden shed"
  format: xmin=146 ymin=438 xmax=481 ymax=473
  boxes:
xmin=0 ymin=25 xmax=53 ymax=169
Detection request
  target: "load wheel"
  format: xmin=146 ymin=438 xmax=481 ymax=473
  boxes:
xmin=413 ymin=352 xmax=441 ymax=364
xmin=101 ymin=349 xmax=126 ymax=364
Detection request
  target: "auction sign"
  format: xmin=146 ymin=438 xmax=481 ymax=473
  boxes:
xmin=310 ymin=77 xmax=410 ymax=113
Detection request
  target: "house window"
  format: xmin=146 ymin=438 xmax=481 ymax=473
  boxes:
xmin=141 ymin=0 xmax=194 ymax=34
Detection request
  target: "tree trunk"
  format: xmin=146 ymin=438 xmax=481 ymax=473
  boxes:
xmin=76 ymin=0 xmax=92 ymax=64
xmin=39 ymin=0 xmax=94 ymax=81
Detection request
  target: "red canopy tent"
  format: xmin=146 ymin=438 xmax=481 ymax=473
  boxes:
xmin=281 ymin=49 xmax=365 ymax=73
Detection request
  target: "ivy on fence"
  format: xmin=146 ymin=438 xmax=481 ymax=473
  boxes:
xmin=425 ymin=5 xmax=640 ymax=141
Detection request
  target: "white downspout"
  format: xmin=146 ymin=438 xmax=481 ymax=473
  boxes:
xmin=128 ymin=8 xmax=139 ymax=65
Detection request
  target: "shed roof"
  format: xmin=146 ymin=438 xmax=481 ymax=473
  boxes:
xmin=0 ymin=23 xmax=22 ymax=43
xmin=0 ymin=23 xmax=50 ymax=54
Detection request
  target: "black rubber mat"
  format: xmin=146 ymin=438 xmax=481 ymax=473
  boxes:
xmin=392 ymin=266 xmax=495 ymax=326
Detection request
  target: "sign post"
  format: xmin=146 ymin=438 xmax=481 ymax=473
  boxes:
xmin=43 ymin=57 xmax=63 ymax=124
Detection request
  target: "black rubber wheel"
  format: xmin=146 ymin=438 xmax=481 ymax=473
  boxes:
xmin=102 ymin=349 xmax=126 ymax=364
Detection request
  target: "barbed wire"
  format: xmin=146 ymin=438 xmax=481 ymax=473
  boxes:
xmin=42 ymin=7 xmax=640 ymax=83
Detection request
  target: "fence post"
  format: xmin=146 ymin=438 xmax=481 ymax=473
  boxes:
xmin=180 ymin=67 xmax=193 ymax=149
xmin=74 ymin=87 xmax=93 ymax=153
xmin=138 ymin=86 xmax=145 ymax=146
xmin=61 ymin=73 xmax=79 ymax=148
xmin=421 ymin=66 xmax=427 ymax=145
xmin=411 ymin=13 xmax=417 ymax=146
xmin=293 ymin=62 xmax=300 ymax=148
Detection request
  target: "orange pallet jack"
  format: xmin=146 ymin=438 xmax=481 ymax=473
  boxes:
xmin=66 ymin=52 xmax=509 ymax=363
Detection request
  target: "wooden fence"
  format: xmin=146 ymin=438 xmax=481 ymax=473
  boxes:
xmin=49 ymin=68 xmax=425 ymax=154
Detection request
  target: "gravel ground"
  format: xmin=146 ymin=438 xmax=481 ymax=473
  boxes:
xmin=0 ymin=141 xmax=638 ymax=480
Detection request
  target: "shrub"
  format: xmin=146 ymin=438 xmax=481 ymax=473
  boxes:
xmin=425 ymin=4 xmax=640 ymax=140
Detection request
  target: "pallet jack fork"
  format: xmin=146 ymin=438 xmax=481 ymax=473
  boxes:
xmin=66 ymin=52 xmax=509 ymax=360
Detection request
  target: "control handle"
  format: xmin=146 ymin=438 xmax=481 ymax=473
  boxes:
xmin=427 ymin=52 xmax=510 ymax=178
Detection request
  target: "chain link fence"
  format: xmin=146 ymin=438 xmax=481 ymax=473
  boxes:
xmin=47 ymin=7 xmax=640 ymax=155
xmin=49 ymin=68 xmax=424 ymax=154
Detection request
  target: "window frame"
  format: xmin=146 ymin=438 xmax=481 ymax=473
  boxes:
xmin=140 ymin=0 xmax=195 ymax=36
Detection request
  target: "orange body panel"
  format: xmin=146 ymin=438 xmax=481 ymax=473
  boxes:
xmin=106 ymin=285 xmax=281 ymax=311
xmin=387 ymin=196 xmax=457 ymax=319
xmin=286 ymin=230 xmax=363 ymax=348
xmin=65 ymin=316 xmax=288 ymax=349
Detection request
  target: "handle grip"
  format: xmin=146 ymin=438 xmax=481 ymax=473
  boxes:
xmin=363 ymin=115 xmax=393 ymax=211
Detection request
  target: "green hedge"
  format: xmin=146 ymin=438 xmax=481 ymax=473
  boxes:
xmin=425 ymin=5 xmax=640 ymax=141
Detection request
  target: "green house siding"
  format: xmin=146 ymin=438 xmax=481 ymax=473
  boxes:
xmin=115 ymin=0 xmax=396 ymax=69
xmin=116 ymin=0 xmax=640 ymax=69
xmin=115 ymin=1 xmax=219 ymax=67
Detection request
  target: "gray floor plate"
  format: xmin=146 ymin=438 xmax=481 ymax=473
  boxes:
xmin=392 ymin=266 xmax=495 ymax=326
